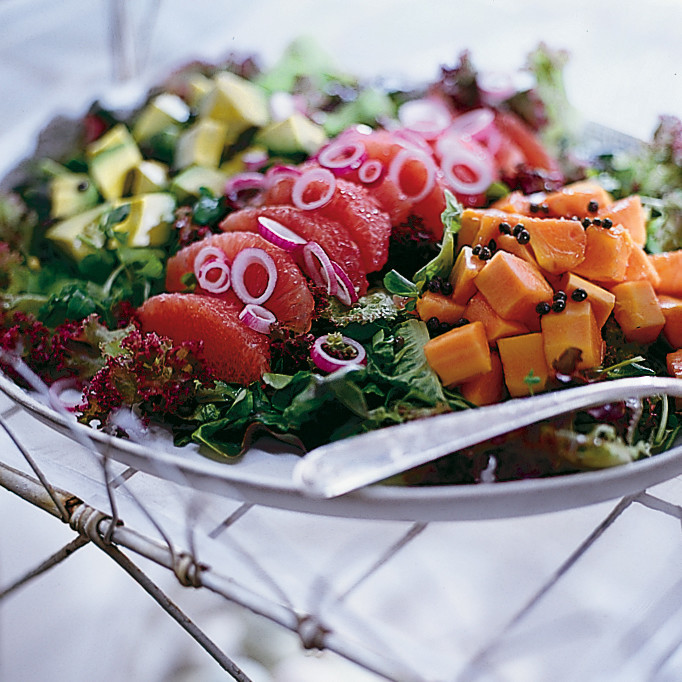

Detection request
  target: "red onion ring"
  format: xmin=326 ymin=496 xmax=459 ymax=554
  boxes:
xmin=224 ymin=172 xmax=267 ymax=208
xmin=193 ymin=245 xmax=231 ymax=294
xmin=439 ymin=109 xmax=502 ymax=156
xmin=239 ymin=303 xmax=277 ymax=334
xmin=291 ymin=167 xmax=336 ymax=211
xmin=397 ymin=98 xmax=452 ymax=140
xmin=231 ymin=247 xmax=278 ymax=305
xmin=241 ymin=148 xmax=269 ymax=172
xmin=392 ymin=127 xmax=434 ymax=155
xmin=440 ymin=144 xmax=494 ymax=196
xmin=303 ymin=241 xmax=337 ymax=295
xmin=331 ymin=261 xmax=358 ymax=306
xmin=357 ymin=159 xmax=384 ymax=186
xmin=265 ymin=164 xmax=302 ymax=183
xmin=257 ymin=216 xmax=307 ymax=252
xmin=311 ymin=334 xmax=367 ymax=373
xmin=388 ymin=147 xmax=437 ymax=204
xmin=317 ymin=139 xmax=367 ymax=175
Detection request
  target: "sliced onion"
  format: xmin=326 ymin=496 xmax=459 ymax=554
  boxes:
xmin=311 ymin=334 xmax=366 ymax=373
xmin=397 ymin=98 xmax=452 ymax=140
xmin=193 ymin=245 xmax=231 ymax=293
xmin=392 ymin=127 xmax=434 ymax=155
xmin=291 ymin=167 xmax=336 ymax=211
xmin=477 ymin=71 xmax=516 ymax=105
xmin=265 ymin=164 xmax=302 ymax=184
xmin=231 ymin=247 xmax=278 ymax=305
xmin=331 ymin=261 xmax=358 ymax=306
xmin=440 ymin=109 xmax=502 ymax=156
xmin=257 ymin=217 xmax=307 ymax=252
xmin=440 ymin=144 xmax=494 ymax=196
xmin=198 ymin=258 xmax=231 ymax=294
xmin=357 ymin=159 xmax=384 ymax=186
xmin=303 ymin=241 xmax=337 ymax=295
xmin=317 ymin=139 xmax=367 ymax=175
xmin=241 ymin=148 xmax=269 ymax=171
xmin=224 ymin=172 xmax=267 ymax=208
xmin=388 ymin=147 xmax=437 ymax=204
xmin=239 ymin=303 xmax=277 ymax=334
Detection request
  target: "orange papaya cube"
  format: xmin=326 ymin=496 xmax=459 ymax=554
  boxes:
xmin=416 ymin=291 xmax=466 ymax=325
xmin=542 ymin=180 xmax=613 ymax=218
xmin=612 ymin=280 xmax=665 ymax=344
xmin=473 ymin=250 xmax=553 ymax=328
xmin=598 ymin=194 xmax=646 ymax=247
xmin=522 ymin=216 xmax=587 ymax=274
xmin=460 ymin=350 xmax=505 ymax=406
xmin=449 ymin=246 xmax=485 ymax=304
xmin=541 ymin=299 xmax=604 ymax=371
xmin=558 ymin=272 xmax=615 ymax=329
xmin=497 ymin=332 xmax=550 ymax=397
xmin=649 ymin=251 xmax=682 ymax=296
xmin=657 ymin=295 xmax=682 ymax=348
xmin=472 ymin=211 xmax=538 ymax=265
xmin=489 ymin=190 xmax=534 ymax=215
xmin=667 ymin=349 xmax=682 ymax=377
xmin=423 ymin=320 xmax=492 ymax=387
xmin=458 ymin=209 xmax=484 ymax=248
xmin=572 ymin=224 xmax=632 ymax=283
xmin=463 ymin=292 xmax=529 ymax=347
xmin=623 ymin=234 xmax=661 ymax=288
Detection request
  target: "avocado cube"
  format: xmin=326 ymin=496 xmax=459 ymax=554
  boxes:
xmin=256 ymin=112 xmax=327 ymax=155
xmin=87 ymin=124 xmax=143 ymax=201
xmin=174 ymin=118 xmax=227 ymax=169
xmin=113 ymin=192 xmax=176 ymax=247
xmin=44 ymin=204 xmax=109 ymax=261
xmin=125 ymin=160 xmax=169 ymax=195
xmin=50 ymin=172 xmax=99 ymax=219
xmin=200 ymin=71 xmax=269 ymax=138
xmin=185 ymin=72 xmax=213 ymax=108
xmin=170 ymin=166 xmax=227 ymax=201
xmin=132 ymin=93 xmax=191 ymax=142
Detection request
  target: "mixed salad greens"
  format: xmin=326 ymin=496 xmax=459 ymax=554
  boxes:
xmin=2 ymin=39 xmax=682 ymax=486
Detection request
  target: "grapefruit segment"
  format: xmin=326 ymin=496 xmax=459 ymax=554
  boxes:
xmin=137 ymin=293 xmax=270 ymax=385
xmin=166 ymin=232 xmax=314 ymax=333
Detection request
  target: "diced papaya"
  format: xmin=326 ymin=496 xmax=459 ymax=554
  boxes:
xmin=649 ymin=251 xmax=682 ymax=296
xmin=541 ymin=299 xmax=604 ymax=371
xmin=449 ymin=246 xmax=485 ymax=305
xmin=473 ymin=250 xmax=553 ymax=330
xmin=522 ymin=216 xmax=586 ymax=274
xmin=558 ymin=272 xmax=615 ymax=329
xmin=458 ymin=209 xmax=484 ymax=248
xmin=463 ymin=292 xmax=529 ymax=347
xmin=472 ymin=211 xmax=538 ymax=266
xmin=667 ymin=349 xmax=682 ymax=377
xmin=572 ymin=224 xmax=632 ymax=283
xmin=612 ymin=280 xmax=665 ymax=344
xmin=622 ymin=233 xmax=661 ymax=288
xmin=542 ymin=180 xmax=612 ymax=219
xmin=657 ymin=295 xmax=682 ymax=348
xmin=489 ymin=190 xmax=533 ymax=215
xmin=423 ymin=320 xmax=492 ymax=387
xmin=416 ymin=291 xmax=466 ymax=325
xmin=497 ymin=332 xmax=550 ymax=397
xmin=460 ymin=350 xmax=505 ymax=406
xmin=598 ymin=194 xmax=646 ymax=247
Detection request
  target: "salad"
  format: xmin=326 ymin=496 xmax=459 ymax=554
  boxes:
xmin=2 ymin=39 xmax=682 ymax=486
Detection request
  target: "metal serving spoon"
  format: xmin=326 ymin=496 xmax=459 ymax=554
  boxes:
xmin=292 ymin=376 xmax=682 ymax=498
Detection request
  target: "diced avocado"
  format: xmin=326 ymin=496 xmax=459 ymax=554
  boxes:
xmin=86 ymin=124 xmax=143 ymax=201
xmin=174 ymin=118 xmax=227 ymax=169
xmin=185 ymin=72 xmax=213 ymax=108
xmin=200 ymin=71 xmax=269 ymax=138
xmin=170 ymin=166 xmax=227 ymax=201
xmin=132 ymin=93 xmax=191 ymax=142
xmin=49 ymin=172 xmax=99 ymax=219
xmin=125 ymin=160 xmax=169 ymax=195
xmin=44 ymin=204 xmax=109 ymax=261
xmin=113 ymin=193 xmax=176 ymax=247
xmin=256 ymin=113 xmax=327 ymax=155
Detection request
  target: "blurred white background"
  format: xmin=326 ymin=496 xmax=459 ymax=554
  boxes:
xmin=1 ymin=1 xmax=682 ymax=681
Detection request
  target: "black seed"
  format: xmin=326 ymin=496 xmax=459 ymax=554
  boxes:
xmin=512 ymin=223 xmax=525 ymax=237
xmin=439 ymin=322 xmax=452 ymax=334
xmin=77 ymin=180 xmax=90 ymax=192
xmin=426 ymin=316 xmax=441 ymax=333
xmin=428 ymin=278 xmax=441 ymax=293
xmin=472 ymin=245 xmax=482 ymax=255
xmin=601 ymin=217 xmax=613 ymax=229
xmin=571 ymin=288 xmax=588 ymax=302
xmin=478 ymin=246 xmax=492 ymax=261
xmin=581 ymin=217 xmax=592 ymax=229
xmin=455 ymin=317 xmax=470 ymax=327
xmin=541 ymin=203 xmax=550 ymax=214
xmin=588 ymin=200 xmax=599 ymax=212
xmin=536 ymin=301 xmax=552 ymax=315
xmin=592 ymin=217 xmax=602 ymax=226
xmin=529 ymin=203 xmax=540 ymax=213
xmin=498 ymin=221 xmax=512 ymax=235
xmin=441 ymin=281 xmax=453 ymax=296
xmin=552 ymin=299 xmax=566 ymax=313
xmin=516 ymin=229 xmax=530 ymax=244
xmin=488 ymin=238 xmax=497 ymax=252
xmin=553 ymin=290 xmax=567 ymax=301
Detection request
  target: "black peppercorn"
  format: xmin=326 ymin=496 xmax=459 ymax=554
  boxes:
xmin=529 ymin=203 xmax=540 ymax=213
xmin=498 ymin=222 xmax=511 ymax=235
xmin=601 ymin=218 xmax=613 ymax=229
xmin=581 ymin=217 xmax=591 ymax=229
xmin=571 ymin=288 xmax=588 ymax=302
xmin=472 ymin=245 xmax=481 ymax=255
xmin=454 ymin=317 xmax=470 ymax=327
xmin=516 ymin=229 xmax=530 ymax=244
xmin=441 ymin=281 xmax=453 ymax=296
xmin=553 ymin=290 xmax=567 ymax=302
xmin=426 ymin=317 xmax=441 ymax=333
xmin=428 ymin=278 xmax=441 ymax=293
xmin=588 ymin=200 xmax=599 ymax=212
xmin=439 ymin=322 xmax=451 ymax=335
xmin=552 ymin=299 xmax=566 ymax=313
xmin=478 ymin=246 xmax=492 ymax=261
xmin=536 ymin=301 xmax=552 ymax=315
xmin=488 ymin=238 xmax=497 ymax=253
xmin=541 ymin=203 xmax=550 ymax=214
xmin=512 ymin=223 xmax=525 ymax=237
xmin=592 ymin=218 xmax=602 ymax=226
